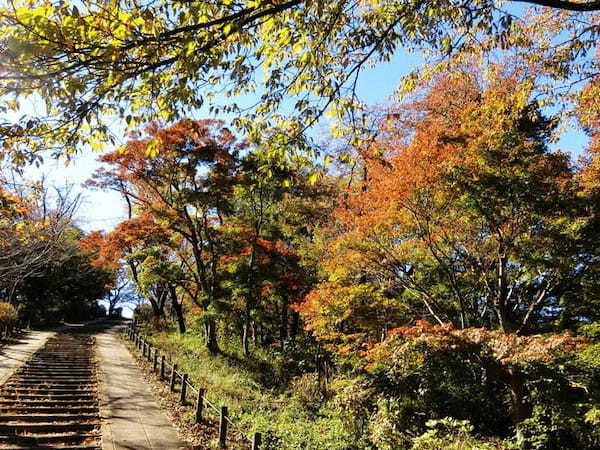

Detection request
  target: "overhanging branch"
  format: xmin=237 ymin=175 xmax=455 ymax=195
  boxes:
xmin=514 ymin=0 xmax=600 ymax=11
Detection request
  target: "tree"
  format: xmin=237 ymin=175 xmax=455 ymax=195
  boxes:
xmin=299 ymin=66 xmax=590 ymax=353
xmin=364 ymin=320 xmax=592 ymax=444
xmin=0 ymin=1 xmax=598 ymax=163
xmin=566 ymin=47 xmax=600 ymax=327
xmin=90 ymin=119 xmax=244 ymax=350
xmin=18 ymin=226 xmax=115 ymax=325
xmin=0 ymin=177 xmax=116 ymax=325
xmin=0 ymin=177 xmax=84 ymax=304
xmin=220 ymin=153 xmax=319 ymax=354
xmin=88 ymin=118 xmax=335 ymax=353
xmin=80 ymin=216 xmax=174 ymax=322
xmin=103 ymin=268 xmax=140 ymax=317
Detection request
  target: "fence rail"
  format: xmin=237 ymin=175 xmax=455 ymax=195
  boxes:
xmin=126 ymin=323 xmax=263 ymax=449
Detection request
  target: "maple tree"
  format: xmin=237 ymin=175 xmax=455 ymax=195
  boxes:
xmin=300 ymin=67 xmax=587 ymax=348
xmin=364 ymin=320 xmax=594 ymax=446
xmin=90 ymin=119 xmax=247 ymax=349
xmin=291 ymin=64 xmax=600 ymax=445
xmin=216 ymin=154 xmax=306 ymax=354
xmin=222 ymin=151 xmax=341 ymax=355
xmin=79 ymin=216 xmax=176 ymax=323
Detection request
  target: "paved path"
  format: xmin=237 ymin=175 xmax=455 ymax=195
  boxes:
xmin=0 ymin=330 xmax=54 ymax=385
xmin=95 ymin=323 xmax=188 ymax=450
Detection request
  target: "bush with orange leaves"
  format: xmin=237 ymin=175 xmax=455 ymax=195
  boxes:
xmin=367 ymin=320 xmax=587 ymax=370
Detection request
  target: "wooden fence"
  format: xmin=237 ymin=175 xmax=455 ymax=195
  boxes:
xmin=126 ymin=323 xmax=263 ymax=449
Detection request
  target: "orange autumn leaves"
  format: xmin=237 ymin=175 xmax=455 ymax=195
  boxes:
xmin=78 ymin=215 xmax=170 ymax=270
xmin=297 ymin=66 xmax=583 ymax=362
xmin=578 ymin=49 xmax=600 ymax=195
xmin=366 ymin=320 xmax=587 ymax=372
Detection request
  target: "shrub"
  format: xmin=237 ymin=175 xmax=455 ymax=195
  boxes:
xmin=133 ymin=304 xmax=154 ymax=325
xmin=330 ymin=375 xmax=377 ymax=441
xmin=290 ymin=372 xmax=326 ymax=406
xmin=411 ymin=418 xmax=517 ymax=450
xmin=368 ymin=398 xmax=414 ymax=449
xmin=363 ymin=320 xmax=597 ymax=447
xmin=0 ymin=302 xmax=18 ymax=328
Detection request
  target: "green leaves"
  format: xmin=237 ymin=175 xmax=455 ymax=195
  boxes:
xmin=6 ymin=0 xmax=582 ymax=165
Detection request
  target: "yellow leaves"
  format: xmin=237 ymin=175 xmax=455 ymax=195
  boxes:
xmin=185 ymin=41 xmax=196 ymax=57
xmin=292 ymin=41 xmax=305 ymax=55
xmin=440 ymin=36 xmax=452 ymax=53
xmin=145 ymin=138 xmax=162 ymax=158
xmin=308 ymin=172 xmax=319 ymax=185
xmin=5 ymin=100 xmax=19 ymax=111
xmin=90 ymin=139 xmax=104 ymax=152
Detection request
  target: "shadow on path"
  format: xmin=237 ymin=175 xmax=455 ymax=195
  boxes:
xmin=94 ymin=319 xmax=190 ymax=450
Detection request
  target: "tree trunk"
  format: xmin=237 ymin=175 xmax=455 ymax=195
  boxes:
xmin=290 ymin=311 xmax=300 ymax=341
xmin=169 ymin=286 xmax=186 ymax=334
xmin=205 ymin=319 xmax=218 ymax=353
xmin=507 ymin=366 xmax=531 ymax=425
xmin=496 ymin=254 xmax=509 ymax=332
xmin=148 ymin=296 xmax=162 ymax=318
xmin=280 ymin=298 xmax=289 ymax=349
xmin=242 ymin=307 xmax=251 ymax=356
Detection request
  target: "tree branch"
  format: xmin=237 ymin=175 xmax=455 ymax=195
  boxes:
xmin=514 ymin=0 xmax=600 ymax=11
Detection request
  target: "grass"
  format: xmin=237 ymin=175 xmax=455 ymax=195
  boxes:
xmin=127 ymin=325 xmax=523 ymax=449
xmin=140 ymin=326 xmax=363 ymax=449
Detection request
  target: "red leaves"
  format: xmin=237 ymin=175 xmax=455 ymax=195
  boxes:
xmin=78 ymin=215 xmax=170 ymax=269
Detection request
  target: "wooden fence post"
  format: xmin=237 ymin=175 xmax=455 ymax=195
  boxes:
xmin=180 ymin=374 xmax=188 ymax=404
xmin=160 ymin=355 xmax=166 ymax=379
xmin=219 ymin=406 xmax=228 ymax=448
xmin=170 ymin=364 xmax=178 ymax=392
xmin=252 ymin=433 xmax=262 ymax=450
xmin=195 ymin=388 xmax=205 ymax=423
xmin=147 ymin=345 xmax=153 ymax=362
xmin=153 ymin=350 xmax=158 ymax=372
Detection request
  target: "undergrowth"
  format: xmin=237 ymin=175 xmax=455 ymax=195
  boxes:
xmin=143 ymin=327 xmax=365 ymax=449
